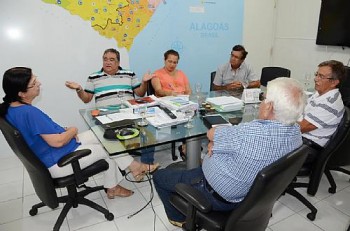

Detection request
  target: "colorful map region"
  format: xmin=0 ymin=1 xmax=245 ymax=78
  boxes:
xmin=42 ymin=0 xmax=163 ymax=50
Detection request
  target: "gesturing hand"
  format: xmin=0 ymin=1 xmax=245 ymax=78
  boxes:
xmin=65 ymin=81 xmax=81 ymax=90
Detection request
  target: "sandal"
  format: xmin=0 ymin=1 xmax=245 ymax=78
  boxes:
xmin=106 ymin=185 xmax=134 ymax=199
xmin=131 ymin=163 xmax=160 ymax=182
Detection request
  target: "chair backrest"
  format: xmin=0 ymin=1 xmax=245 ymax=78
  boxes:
xmin=210 ymin=71 xmax=216 ymax=91
xmin=323 ymin=106 xmax=350 ymax=167
xmin=0 ymin=117 xmax=59 ymax=209
xmin=340 ymin=66 xmax=350 ymax=107
xmin=307 ymin=106 xmax=350 ymax=195
xmin=260 ymin=67 xmax=291 ymax=87
xmin=224 ymin=145 xmax=308 ymax=231
xmin=147 ymin=80 xmax=155 ymax=96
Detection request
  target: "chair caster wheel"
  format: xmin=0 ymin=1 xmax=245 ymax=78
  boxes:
xmin=105 ymin=213 xmax=114 ymax=221
xmin=328 ymin=187 xmax=336 ymax=194
xmin=29 ymin=208 xmax=38 ymax=216
xmin=307 ymin=212 xmax=316 ymax=221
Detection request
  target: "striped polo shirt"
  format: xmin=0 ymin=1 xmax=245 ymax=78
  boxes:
xmin=303 ymin=89 xmax=344 ymax=147
xmin=84 ymin=67 xmax=141 ymax=107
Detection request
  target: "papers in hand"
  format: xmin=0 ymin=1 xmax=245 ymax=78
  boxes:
xmin=206 ymin=96 xmax=243 ymax=112
xmin=146 ymin=107 xmax=188 ymax=128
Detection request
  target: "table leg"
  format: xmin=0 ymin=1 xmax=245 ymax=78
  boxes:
xmin=186 ymin=136 xmax=203 ymax=169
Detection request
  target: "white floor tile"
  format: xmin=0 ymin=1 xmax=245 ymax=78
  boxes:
xmin=103 ymin=189 xmax=149 ymax=218
xmin=67 ymin=198 xmax=110 ymax=230
xmin=0 ymin=181 xmax=22 ymax=203
xmin=324 ymin=185 xmax=350 ymax=216
xmin=298 ymin=200 xmax=349 ymax=231
xmin=0 ymin=156 xmax=22 ymax=171
xmin=268 ymin=201 xmax=295 ymax=226
xmin=113 ymin=207 xmax=168 ymax=231
xmin=269 ymin=213 xmax=323 ymax=231
xmin=0 ymin=198 xmax=23 ymax=224
xmin=76 ymin=221 xmax=119 ymax=231
xmin=0 ymin=167 xmax=23 ymax=185
xmin=0 ymin=208 xmax=69 ymax=231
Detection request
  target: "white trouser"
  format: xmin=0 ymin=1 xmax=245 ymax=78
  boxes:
xmin=48 ymin=130 xmax=134 ymax=189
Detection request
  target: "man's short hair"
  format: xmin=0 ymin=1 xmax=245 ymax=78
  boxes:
xmin=318 ymin=60 xmax=346 ymax=87
xmin=103 ymin=48 xmax=120 ymax=62
xmin=232 ymin=45 xmax=248 ymax=60
xmin=266 ymin=77 xmax=306 ymax=125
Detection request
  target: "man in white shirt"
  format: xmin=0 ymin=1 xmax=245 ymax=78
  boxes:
xmin=299 ymin=60 xmax=346 ymax=164
xmin=212 ymin=45 xmax=260 ymax=91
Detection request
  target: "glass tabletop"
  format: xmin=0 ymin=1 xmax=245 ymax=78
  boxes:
xmin=79 ymin=90 xmax=260 ymax=156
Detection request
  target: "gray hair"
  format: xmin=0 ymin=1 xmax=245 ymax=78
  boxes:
xmin=266 ymin=77 xmax=306 ymax=125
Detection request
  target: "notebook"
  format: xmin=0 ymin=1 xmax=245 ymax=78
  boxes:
xmin=203 ymin=115 xmax=232 ymax=128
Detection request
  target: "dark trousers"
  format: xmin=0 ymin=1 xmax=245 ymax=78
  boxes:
xmin=153 ymin=167 xmax=239 ymax=222
xmin=302 ymin=137 xmax=323 ymax=165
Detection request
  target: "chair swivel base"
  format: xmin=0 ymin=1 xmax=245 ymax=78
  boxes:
xmin=29 ymin=185 xmax=114 ymax=231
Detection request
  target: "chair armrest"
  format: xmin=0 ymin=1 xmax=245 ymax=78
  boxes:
xmin=57 ymin=149 xmax=91 ymax=167
xmin=175 ymin=183 xmax=212 ymax=213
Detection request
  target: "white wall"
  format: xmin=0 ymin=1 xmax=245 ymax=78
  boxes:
xmin=243 ymin=0 xmax=350 ymax=83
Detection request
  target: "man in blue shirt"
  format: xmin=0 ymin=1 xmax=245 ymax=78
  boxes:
xmin=153 ymin=77 xmax=306 ymax=227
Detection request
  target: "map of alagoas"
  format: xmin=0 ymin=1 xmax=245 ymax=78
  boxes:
xmin=43 ymin=0 xmax=164 ymax=50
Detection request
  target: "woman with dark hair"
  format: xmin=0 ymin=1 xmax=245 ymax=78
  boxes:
xmin=0 ymin=67 xmax=158 ymax=199
xmin=151 ymin=49 xmax=192 ymax=97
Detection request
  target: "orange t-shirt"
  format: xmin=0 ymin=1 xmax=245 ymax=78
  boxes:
xmin=154 ymin=68 xmax=190 ymax=95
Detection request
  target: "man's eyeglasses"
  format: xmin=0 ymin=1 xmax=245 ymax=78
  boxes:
xmin=314 ymin=72 xmax=334 ymax=80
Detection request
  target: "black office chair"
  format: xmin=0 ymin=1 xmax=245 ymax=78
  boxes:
xmin=260 ymin=67 xmax=291 ymax=87
xmin=210 ymin=71 xmax=216 ymax=91
xmin=169 ymin=145 xmax=308 ymax=231
xmin=147 ymin=79 xmax=155 ymax=96
xmin=0 ymin=117 xmax=114 ymax=231
xmin=285 ymin=106 xmax=350 ymax=221
xmin=323 ymin=106 xmax=350 ymax=193
xmin=339 ymin=66 xmax=350 ymax=107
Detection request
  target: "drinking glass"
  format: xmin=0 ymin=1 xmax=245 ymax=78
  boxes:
xmin=137 ymin=105 xmax=148 ymax=126
xmin=304 ymin=73 xmax=312 ymax=91
xmin=184 ymin=109 xmax=195 ymax=128
xmin=195 ymin=82 xmax=202 ymax=95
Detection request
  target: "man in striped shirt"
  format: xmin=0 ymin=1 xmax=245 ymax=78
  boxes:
xmin=299 ymin=60 xmax=346 ymax=164
xmin=66 ymin=48 xmax=153 ymax=107
xmin=65 ymin=48 xmax=155 ymax=165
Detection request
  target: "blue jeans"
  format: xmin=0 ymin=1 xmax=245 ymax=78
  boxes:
xmin=153 ymin=167 xmax=239 ymax=222
xmin=140 ymin=147 xmax=155 ymax=164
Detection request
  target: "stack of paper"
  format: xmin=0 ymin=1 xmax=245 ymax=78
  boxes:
xmin=158 ymin=96 xmax=199 ymax=111
xmin=206 ymin=96 xmax=243 ymax=112
xmin=146 ymin=107 xmax=188 ymax=128
xmin=241 ymin=88 xmax=261 ymax=104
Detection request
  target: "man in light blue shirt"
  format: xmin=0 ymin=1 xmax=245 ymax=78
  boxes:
xmin=153 ymin=77 xmax=306 ymax=227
